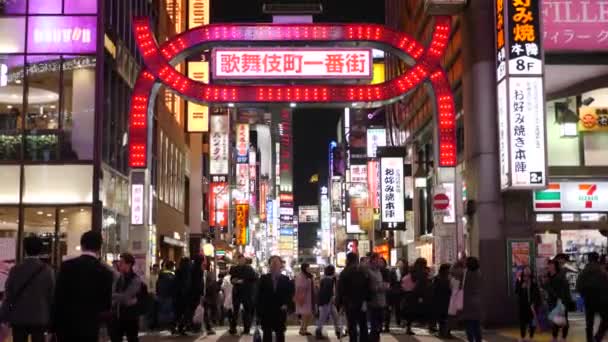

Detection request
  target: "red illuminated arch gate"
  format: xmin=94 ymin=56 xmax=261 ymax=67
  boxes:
xmin=128 ymin=17 xmax=456 ymax=169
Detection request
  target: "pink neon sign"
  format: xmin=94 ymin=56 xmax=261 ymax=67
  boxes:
xmin=543 ymin=1 xmax=608 ymax=51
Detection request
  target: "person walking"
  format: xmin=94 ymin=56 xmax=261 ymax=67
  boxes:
xmin=200 ymin=256 xmax=218 ymax=335
xmin=367 ymin=253 xmax=389 ymax=342
xmin=147 ymin=264 xmax=160 ymax=330
xmin=110 ymin=253 xmax=143 ymax=342
xmin=229 ymin=254 xmax=257 ymax=335
xmin=295 ymin=263 xmax=315 ymax=336
xmin=461 ymin=257 xmax=483 ymax=342
xmin=545 ymin=259 xmax=572 ymax=342
xmin=378 ymin=258 xmax=392 ymax=333
xmin=400 ymin=262 xmax=416 ymax=335
xmin=256 ymin=256 xmax=293 ymax=342
xmin=172 ymin=257 xmax=191 ymax=335
xmin=576 ymin=252 xmax=608 ymax=342
xmin=337 ymin=253 xmax=371 ymax=342
xmin=515 ymin=266 xmax=541 ymax=342
xmin=431 ymin=263 xmax=452 ymax=339
xmin=315 ymin=265 xmax=342 ymax=339
xmin=0 ymin=236 xmax=54 ymax=342
xmin=388 ymin=259 xmax=407 ymax=329
xmin=221 ymin=271 xmax=233 ymax=327
xmin=53 ymin=231 xmax=114 ymax=342
xmin=156 ymin=260 xmax=175 ymax=329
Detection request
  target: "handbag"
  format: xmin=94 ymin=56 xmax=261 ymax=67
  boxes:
xmin=192 ymin=303 xmax=205 ymax=324
xmin=548 ymin=300 xmax=567 ymax=326
xmin=448 ymin=270 xmax=466 ymax=316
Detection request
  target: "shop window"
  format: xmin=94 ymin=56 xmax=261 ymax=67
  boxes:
xmin=23 ymin=165 xmax=93 ymax=204
xmin=0 ymin=166 xmax=20 ymax=204
xmin=546 ymin=99 xmax=580 ymax=166
xmin=25 ymin=55 xmax=60 ymax=161
xmin=23 ymin=207 xmax=57 ymax=264
xmin=0 ymin=206 xmax=19 ymax=292
xmin=29 ymin=0 xmax=62 ymax=13
xmin=64 ymin=0 xmax=98 ymax=14
xmin=58 ymin=206 xmax=92 ymax=260
xmin=0 ymin=55 xmax=24 ymax=161
xmin=583 ymin=134 xmax=608 ymax=166
xmin=61 ymin=56 xmax=96 ymax=161
xmin=0 ymin=18 xmax=25 ymax=53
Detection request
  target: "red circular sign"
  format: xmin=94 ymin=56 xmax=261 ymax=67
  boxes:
xmin=433 ymin=193 xmax=450 ymax=210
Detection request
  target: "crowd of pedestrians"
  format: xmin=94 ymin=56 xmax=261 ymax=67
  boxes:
xmin=2 ymin=230 xmax=608 ymax=342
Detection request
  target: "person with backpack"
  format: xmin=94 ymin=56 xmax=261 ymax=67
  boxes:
xmin=0 ymin=236 xmax=54 ymax=342
xmin=315 ymin=265 xmax=342 ymax=340
xmin=156 ymin=260 xmax=175 ymax=329
xmin=109 ymin=253 xmax=143 ymax=342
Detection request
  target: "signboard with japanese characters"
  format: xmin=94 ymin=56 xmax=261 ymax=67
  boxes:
xmin=579 ymin=107 xmax=608 ymax=132
xmin=495 ymin=0 xmax=547 ymax=190
xmin=235 ymin=203 xmax=249 ymax=246
xmin=506 ymin=0 xmax=542 ymax=75
xmin=209 ymin=176 xmax=228 ymax=230
xmin=235 ymin=163 xmax=249 ymax=203
xmin=130 ymin=184 xmax=144 ymax=225
xmin=380 ymin=157 xmax=405 ymax=230
xmin=508 ymin=77 xmax=546 ymax=188
xmin=350 ymin=164 xmax=367 ymax=184
xmin=542 ymin=1 xmax=608 ymax=52
xmin=209 ymin=114 xmax=229 ymax=175
xmin=367 ymin=128 xmax=387 ymax=158
xmin=236 ymin=123 xmax=249 ymax=163
xmin=187 ymin=61 xmax=209 ymax=132
xmin=212 ymin=48 xmax=372 ymax=79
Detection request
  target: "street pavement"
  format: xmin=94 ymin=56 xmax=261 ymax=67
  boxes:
xmin=138 ymin=315 xmax=594 ymax=341
xmin=138 ymin=326 xmax=518 ymax=341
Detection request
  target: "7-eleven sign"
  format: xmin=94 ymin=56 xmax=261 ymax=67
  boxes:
xmin=534 ymin=182 xmax=608 ymax=212
xmin=578 ymin=184 xmax=598 ymax=209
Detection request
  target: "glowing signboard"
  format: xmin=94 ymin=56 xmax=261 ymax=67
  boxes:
xmin=380 ymin=157 xmax=405 ymax=230
xmin=187 ymin=61 xmax=209 ymax=132
xmin=213 ymin=48 xmax=372 ymax=79
xmin=209 ymin=114 xmax=229 ymax=175
xmin=27 ymin=16 xmax=97 ymax=54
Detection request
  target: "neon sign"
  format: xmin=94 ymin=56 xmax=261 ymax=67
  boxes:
xmin=213 ymin=48 xmax=372 ymax=79
xmin=129 ymin=18 xmax=456 ymax=168
xmin=27 ymin=16 xmax=97 ymax=54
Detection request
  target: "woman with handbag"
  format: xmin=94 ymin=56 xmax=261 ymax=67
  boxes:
xmin=0 ymin=236 xmax=54 ymax=342
xmin=544 ymin=259 xmax=572 ymax=342
xmin=515 ymin=266 xmax=541 ymax=342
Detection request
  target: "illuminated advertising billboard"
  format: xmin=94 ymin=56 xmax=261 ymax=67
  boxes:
xmin=187 ymin=61 xmax=209 ymax=132
xmin=213 ymin=48 xmax=372 ymax=79
xmin=27 ymin=16 xmax=97 ymax=54
xmin=236 ymin=123 xmax=250 ymax=163
xmin=210 ymin=114 xmax=229 ymax=175
xmin=209 ymin=176 xmax=229 ymax=230
xmin=380 ymin=156 xmax=405 ymax=230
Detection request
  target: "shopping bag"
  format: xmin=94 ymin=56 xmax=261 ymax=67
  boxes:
xmin=448 ymin=288 xmax=464 ymax=316
xmin=253 ymin=326 xmax=262 ymax=342
xmin=192 ymin=304 xmax=205 ymax=324
xmin=548 ymin=300 xmax=567 ymax=326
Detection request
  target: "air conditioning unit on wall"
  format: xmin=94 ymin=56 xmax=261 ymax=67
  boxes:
xmin=424 ymin=0 xmax=467 ymax=15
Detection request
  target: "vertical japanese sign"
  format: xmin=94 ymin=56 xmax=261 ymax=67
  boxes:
xmin=367 ymin=128 xmax=387 ymax=158
xmin=380 ymin=157 xmax=405 ymax=230
xmin=188 ymin=0 xmax=209 ymax=29
xmin=495 ymin=0 xmax=547 ymax=190
xmin=209 ymin=114 xmax=229 ymax=175
xmin=236 ymin=124 xmax=250 ymax=163
xmin=320 ymin=186 xmax=331 ymax=255
xmin=367 ymin=160 xmax=380 ymax=209
xmin=249 ymin=150 xmax=257 ymax=209
xmin=209 ymin=176 xmax=228 ymax=230
xmin=235 ymin=203 xmax=249 ymax=246
xmin=259 ymin=179 xmax=268 ymax=221
xmin=279 ymin=109 xmax=293 ymax=193
xmin=131 ymin=184 xmax=144 ymax=225
xmin=235 ymin=164 xmax=249 ymax=203
xmin=187 ymin=61 xmax=209 ymax=132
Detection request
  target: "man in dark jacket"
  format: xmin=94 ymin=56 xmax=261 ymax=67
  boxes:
xmin=229 ymin=254 xmax=257 ymax=335
xmin=256 ymin=255 xmax=293 ymax=342
xmin=53 ymin=231 xmax=114 ymax=342
xmin=110 ymin=253 xmax=143 ymax=342
xmin=1 ymin=236 xmax=54 ymax=342
xmin=337 ymin=252 xmax=371 ymax=342
xmin=576 ymin=252 xmax=608 ymax=342
xmin=156 ymin=261 xmax=175 ymax=328
xmin=201 ymin=256 xmax=218 ymax=335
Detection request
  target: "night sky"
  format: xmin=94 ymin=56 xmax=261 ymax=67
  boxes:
xmin=210 ymin=0 xmax=385 ymax=207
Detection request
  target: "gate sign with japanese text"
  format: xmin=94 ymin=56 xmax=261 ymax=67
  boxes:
xmin=380 ymin=157 xmax=405 ymax=230
xmin=495 ymin=0 xmax=547 ymax=190
xmin=213 ymin=48 xmax=372 ymax=79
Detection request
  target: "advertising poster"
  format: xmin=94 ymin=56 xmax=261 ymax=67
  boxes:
xmin=209 ymin=176 xmax=228 ymax=230
xmin=506 ymin=239 xmax=535 ymax=294
xmin=236 ymin=123 xmax=250 ymax=163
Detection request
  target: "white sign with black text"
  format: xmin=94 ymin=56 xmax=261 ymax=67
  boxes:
xmin=380 ymin=157 xmax=405 ymax=227
xmin=131 ymin=184 xmax=144 ymax=225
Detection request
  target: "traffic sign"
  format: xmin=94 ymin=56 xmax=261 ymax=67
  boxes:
xmin=433 ymin=193 xmax=450 ymax=211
